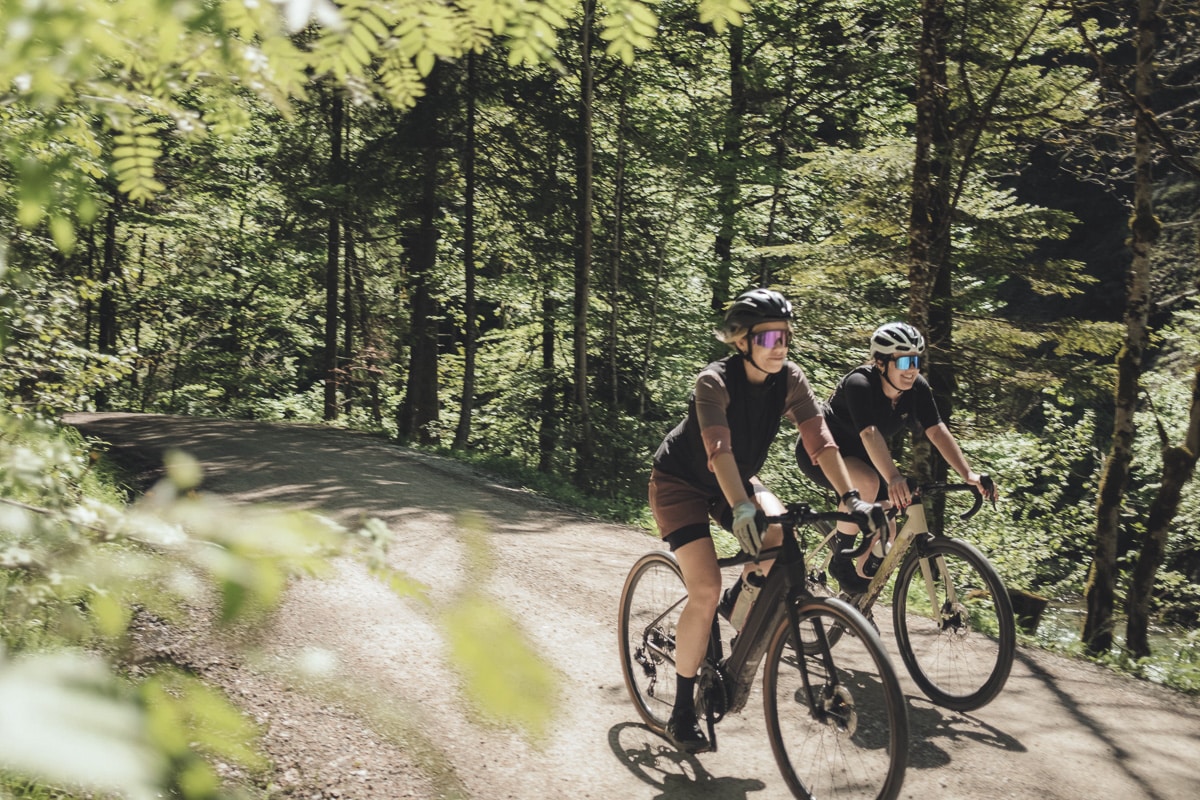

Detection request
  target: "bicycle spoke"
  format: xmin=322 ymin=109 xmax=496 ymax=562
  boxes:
xmin=764 ymin=601 xmax=907 ymax=800
xmin=893 ymin=539 xmax=1015 ymax=711
xmin=619 ymin=553 xmax=686 ymax=731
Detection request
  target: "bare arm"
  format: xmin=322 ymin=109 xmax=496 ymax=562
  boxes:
xmin=926 ymin=422 xmax=997 ymax=499
xmin=859 ymin=425 xmax=910 ymax=508
xmin=710 ymin=451 xmax=751 ymax=508
xmin=813 ymin=448 xmax=858 ymax=500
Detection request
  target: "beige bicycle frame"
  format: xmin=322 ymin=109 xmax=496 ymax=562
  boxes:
xmin=808 ymin=500 xmax=955 ymax=620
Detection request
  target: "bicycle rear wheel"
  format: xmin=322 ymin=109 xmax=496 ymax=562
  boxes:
xmin=763 ymin=596 xmax=908 ymax=800
xmin=618 ymin=551 xmax=687 ymax=732
xmin=892 ymin=537 xmax=1015 ymax=711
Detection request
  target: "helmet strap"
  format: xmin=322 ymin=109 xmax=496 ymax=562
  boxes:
xmin=744 ymin=350 xmax=769 ymax=376
xmin=741 ymin=327 xmax=769 ymax=376
xmin=877 ymin=359 xmax=906 ymax=394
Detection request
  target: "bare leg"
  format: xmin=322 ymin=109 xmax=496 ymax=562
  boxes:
xmin=672 ymin=536 xmax=722 ymax=679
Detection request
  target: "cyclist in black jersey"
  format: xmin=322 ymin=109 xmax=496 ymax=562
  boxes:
xmin=795 ymin=321 xmax=998 ymax=594
xmin=648 ymin=288 xmax=884 ymax=753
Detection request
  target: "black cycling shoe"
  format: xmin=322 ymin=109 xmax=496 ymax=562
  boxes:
xmin=665 ymin=709 xmax=710 ymax=754
xmin=829 ymin=553 xmax=871 ymax=594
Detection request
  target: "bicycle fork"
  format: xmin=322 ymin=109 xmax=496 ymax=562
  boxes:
xmin=785 ymin=600 xmax=850 ymax=732
xmin=917 ymin=550 xmax=966 ymax=631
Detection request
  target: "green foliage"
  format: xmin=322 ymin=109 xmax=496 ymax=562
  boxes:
xmin=0 ymin=414 xmax=560 ymax=797
xmin=0 ymin=0 xmax=1196 ymax=721
xmin=0 ymin=416 xmax=292 ymax=797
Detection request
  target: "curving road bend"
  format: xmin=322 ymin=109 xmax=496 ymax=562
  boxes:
xmin=64 ymin=412 xmax=1200 ymax=800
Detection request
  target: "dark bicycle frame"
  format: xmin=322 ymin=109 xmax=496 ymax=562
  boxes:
xmin=696 ymin=503 xmax=866 ymax=748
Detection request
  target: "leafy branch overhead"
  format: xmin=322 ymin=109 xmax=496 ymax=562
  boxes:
xmin=0 ymin=0 xmax=747 ymax=248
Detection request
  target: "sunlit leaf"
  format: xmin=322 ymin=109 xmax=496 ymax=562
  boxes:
xmin=442 ymin=594 xmax=558 ymax=739
xmin=0 ymin=651 xmax=161 ymax=800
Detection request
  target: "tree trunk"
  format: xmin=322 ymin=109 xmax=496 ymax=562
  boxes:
xmin=323 ymin=89 xmax=344 ymax=422
xmin=538 ymin=278 xmax=558 ymax=474
xmin=1126 ymin=366 xmax=1200 ymax=657
xmin=607 ymin=73 xmax=629 ymax=409
xmin=397 ymin=69 xmax=444 ymax=445
xmin=95 ymin=199 xmax=121 ymax=411
xmin=572 ymin=1 xmax=596 ymax=482
xmin=908 ymin=0 xmax=952 ymax=494
xmin=1084 ymin=0 xmax=1159 ymax=655
xmin=713 ymin=24 xmax=745 ymax=312
xmin=907 ymin=0 xmax=946 ymax=337
xmin=343 ymin=221 xmax=355 ymax=416
xmin=454 ymin=52 xmax=479 ymax=451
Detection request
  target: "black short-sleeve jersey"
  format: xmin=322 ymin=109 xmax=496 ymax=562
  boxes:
xmin=823 ymin=365 xmax=942 ymax=456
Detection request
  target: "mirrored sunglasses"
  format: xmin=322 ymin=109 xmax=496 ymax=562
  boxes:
xmin=893 ymin=354 xmax=922 ymax=370
xmin=751 ymin=329 xmax=791 ymax=349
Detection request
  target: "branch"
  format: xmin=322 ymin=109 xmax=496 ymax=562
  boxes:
xmin=1072 ymin=7 xmax=1200 ymax=179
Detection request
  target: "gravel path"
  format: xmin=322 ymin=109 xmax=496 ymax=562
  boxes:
xmin=64 ymin=412 xmax=1200 ymax=800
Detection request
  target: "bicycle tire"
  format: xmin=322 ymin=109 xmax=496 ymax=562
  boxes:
xmin=618 ymin=551 xmax=687 ymax=733
xmin=763 ymin=596 xmax=908 ymax=800
xmin=892 ymin=537 xmax=1015 ymax=711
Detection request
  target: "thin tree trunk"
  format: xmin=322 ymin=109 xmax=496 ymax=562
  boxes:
xmin=908 ymin=0 xmax=952 ymax=492
xmin=323 ymin=89 xmax=344 ymax=421
xmin=455 ymin=52 xmax=479 ymax=451
xmin=608 ymin=73 xmax=629 ymax=409
xmin=1126 ymin=367 xmax=1200 ymax=657
xmin=95 ymin=199 xmax=121 ymax=410
xmin=1084 ymin=0 xmax=1159 ymax=655
xmin=713 ymin=25 xmax=745 ymax=311
xmin=572 ymin=1 xmax=596 ymax=481
xmin=538 ymin=277 xmax=558 ymax=473
xmin=343 ymin=225 xmax=356 ymax=415
xmin=398 ymin=72 xmax=444 ymax=445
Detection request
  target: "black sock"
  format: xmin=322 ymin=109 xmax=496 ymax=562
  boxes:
xmin=833 ymin=533 xmax=857 ymax=558
xmin=673 ymin=673 xmax=696 ymax=717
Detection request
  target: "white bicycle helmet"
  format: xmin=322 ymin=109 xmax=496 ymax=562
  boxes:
xmin=870 ymin=322 xmax=926 ymax=357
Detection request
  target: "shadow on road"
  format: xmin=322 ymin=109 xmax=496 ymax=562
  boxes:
xmin=608 ymin=722 xmax=768 ymax=800
xmin=904 ymin=695 xmax=1025 ymax=770
xmin=64 ymin=412 xmax=577 ymax=533
xmin=1009 ymin=648 xmax=1177 ymax=800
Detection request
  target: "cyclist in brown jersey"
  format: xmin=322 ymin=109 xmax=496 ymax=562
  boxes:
xmin=648 ymin=288 xmax=885 ymax=753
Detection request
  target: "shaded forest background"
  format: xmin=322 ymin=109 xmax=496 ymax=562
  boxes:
xmin=2 ymin=0 xmax=1199 ymax=662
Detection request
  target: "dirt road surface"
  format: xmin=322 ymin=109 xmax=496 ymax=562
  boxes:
xmin=63 ymin=412 xmax=1200 ymax=800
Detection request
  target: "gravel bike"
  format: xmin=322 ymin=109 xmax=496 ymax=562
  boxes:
xmin=619 ymin=503 xmax=908 ymax=800
xmin=808 ymin=477 xmax=1015 ymax=712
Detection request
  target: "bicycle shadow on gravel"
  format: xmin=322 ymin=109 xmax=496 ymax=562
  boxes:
xmin=904 ymin=697 xmax=1025 ymax=770
xmin=608 ymin=722 xmax=768 ymax=800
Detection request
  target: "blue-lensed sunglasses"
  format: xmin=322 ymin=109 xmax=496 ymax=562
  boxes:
xmin=893 ymin=355 xmax=922 ymax=370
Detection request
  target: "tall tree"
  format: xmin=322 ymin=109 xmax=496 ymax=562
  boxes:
xmin=324 ymin=89 xmax=345 ymax=421
xmin=454 ymin=51 xmax=480 ymax=451
xmin=397 ymin=69 xmax=447 ymax=444
xmin=572 ymin=1 xmax=597 ymax=481
xmin=1082 ymin=0 xmax=1159 ymax=654
xmin=1126 ymin=366 xmax=1200 ymax=656
xmin=713 ymin=24 xmax=746 ymax=311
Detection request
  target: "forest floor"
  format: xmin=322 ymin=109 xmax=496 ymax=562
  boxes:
xmin=64 ymin=411 xmax=1200 ymax=800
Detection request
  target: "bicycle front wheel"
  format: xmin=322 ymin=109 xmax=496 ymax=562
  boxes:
xmin=618 ymin=551 xmax=687 ymax=733
xmin=892 ymin=537 xmax=1016 ymax=711
xmin=763 ymin=596 xmax=908 ymax=800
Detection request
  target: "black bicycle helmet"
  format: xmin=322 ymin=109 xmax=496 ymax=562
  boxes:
xmin=870 ymin=322 xmax=926 ymax=357
xmin=724 ymin=288 xmax=794 ymax=329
